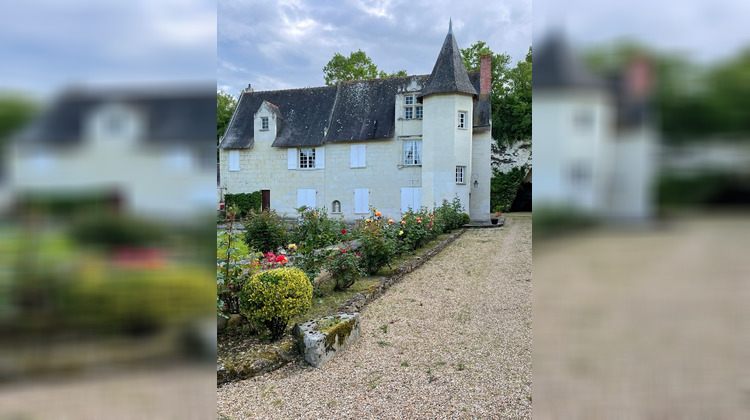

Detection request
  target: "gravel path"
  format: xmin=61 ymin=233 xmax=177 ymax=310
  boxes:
xmin=217 ymin=215 xmax=532 ymax=419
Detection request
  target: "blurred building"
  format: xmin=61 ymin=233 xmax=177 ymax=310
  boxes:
xmin=6 ymin=85 xmax=216 ymax=220
xmin=533 ymin=33 xmax=657 ymax=221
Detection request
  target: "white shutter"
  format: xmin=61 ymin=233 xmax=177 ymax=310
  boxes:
xmin=413 ymin=187 xmax=422 ymax=209
xmin=351 ymin=145 xmax=366 ymax=167
xmin=354 ymin=188 xmax=367 ymax=213
xmin=287 ymin=149 xmax=297 ymax=169
xmin=297 ymin=189 xmax=305 ymax=208
xmin=229 ymin=150 xmax=239 ymax=171
xmin=401 ymin=188 xmax=411 ymax=213
xmin=316 ymin=147 xmax=325 ymax=168
xmin=308 ymin=189 xmax=316 ymax=208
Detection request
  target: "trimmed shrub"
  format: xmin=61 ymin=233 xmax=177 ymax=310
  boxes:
xmin=239 ymin=267 xmax=312 ymax=340
xmin=244 ymin=209 xmax=289 ymax=254
xmin=68 ymin=214 xmax=166 ymax=252
xmin=460 ymin=212 xmax=471 ymax=225
xmin=224 ymin=192 xmax=262 ymax=218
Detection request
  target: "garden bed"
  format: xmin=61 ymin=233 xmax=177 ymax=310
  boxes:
xmin=216 ymin=229 xmax=466 ymax=385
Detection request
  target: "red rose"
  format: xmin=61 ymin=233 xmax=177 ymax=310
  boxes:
xmin=342 ymin=249 xmax=346 ymax=253
xmin=356 ymin=252 xmax=362 ymax=257
xmin=341 ymin=229 xmax=347 ymax=234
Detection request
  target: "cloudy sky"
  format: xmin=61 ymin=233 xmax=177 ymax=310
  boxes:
xmin=218 ymin=0 xmax=533 ymax=96
xmin=0 ymin=0 xmax=216 ymax=98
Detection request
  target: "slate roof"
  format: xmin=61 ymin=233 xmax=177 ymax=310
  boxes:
xmin=533 ymin=33 xmax=605 ymax=89
xmin=220 ymin=72 xmax=492 ymax=149
xmin=15 ymin=85 xmax=216 ymax=147
xmin=419 ymin=28 xmax=478 ymax=98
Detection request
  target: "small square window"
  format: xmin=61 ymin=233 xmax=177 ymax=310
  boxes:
xmin=456 ymin=166 xmax=466 ymax=184
xmin=261 ymin=116 xmax=269 ymax=130
xmin=416 ymin=105 xmax=423 ymax=119
xmin=405 ymin=95 xmax=414 ymax=105
xmin=458 ymin=111 xmax=466 ymax=128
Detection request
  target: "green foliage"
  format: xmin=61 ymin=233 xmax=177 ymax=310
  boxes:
xmin=217 ymin=90 xmax=237 ymax=142
xmin=657 ymin=171 xmax=739 ymax=208
xmin=532 ymin=206 xmax=598 ymax=240
xmin=224 ymin=192 xmax=262 ymax=218
xmin=490 ymin=167 xmax=525 ymax=213
xmin=461 ymin=42 xmax=531 ymax=145
xmin=460 ymin=213 xmax=471 ymax=225
xmin=243 ymin=209 xmax=289 ymax=254
xmin=0 ymin=92 xmax=38 ymax=156
xmin=68 ymin=214 xmax=166 ymax=252
xmin=239 ymin=267 xmax=313 ymax=340
xmin=435 ymin=197 xmax=465 ymax=231
xmin=62 ymin=263 xmax=214 ymax=335
xmin=354 ymin=211 xmax=400 ymax=275
xmin=323 ymin=49 xmax=407 ymax=86
xmin=289 ymin=207 xmax=346 ymax=285
xmin=217 ymin=205 xmax=260 ymax=316
xmin=323 ymin=247 xmax=364 ymax=291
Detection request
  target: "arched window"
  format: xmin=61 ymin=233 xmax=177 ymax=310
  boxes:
xmin=332 ymin=200 xmax=341 ymax=213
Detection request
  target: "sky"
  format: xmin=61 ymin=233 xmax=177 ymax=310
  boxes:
xmin=217 ymin=0 xmax=533 ymax=97
xmin=0 ymin=0 xmax=216 ymax=99
xmin=534 ymin=0 xmax=750 ymax=65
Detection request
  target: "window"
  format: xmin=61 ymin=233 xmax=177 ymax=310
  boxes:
xmin=289 ymin=147 xmax=324 ymax=169
xmin=229 ymin=150 xmax=240 ymax=171
xmin=403 ymin=140 xmax=422 ymax=165
xmin=573 ymin=109 xmax=594 ymax=132
xmin=299 ymin=148 xmax=316 ymax=169
xmin=350 ymin=144 xmax=366 ymax=168
xmin=354 ymin=189 xmax=369 ymax=213
xmin=401 ymin=187 xmax=422 ymax=213
xmin=404 ymin=95 xmax=420 ymax=119
xmin=456 ymin=166 xmax=466 ymax=184
xmin=458 ymin=111 xmax=467 ymax=128
xmin=260 ymin=116 xmax=269 ymax=130
xmin=404 ymin=107 xmax=413 ymax=119
xmin=332 ymin=200 xmax=341 ymax=213
xmin=297 ymin=189 xmax=316 ymax=209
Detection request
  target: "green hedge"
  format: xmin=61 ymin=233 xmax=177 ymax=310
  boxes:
xmin=490 ymin=167 xmax=525 ymax=213
xmin=224 ymin=192 xmax=262 ymax=217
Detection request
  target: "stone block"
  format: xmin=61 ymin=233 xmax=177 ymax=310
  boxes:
xmin=293 ymin=313 xmax=360 ymax=368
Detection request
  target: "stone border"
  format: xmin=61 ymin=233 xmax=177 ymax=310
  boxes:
xmin=337 ymin=228 xmax=467 ymax=313
xmin=217 ymin=228 xmax=467 ymax=386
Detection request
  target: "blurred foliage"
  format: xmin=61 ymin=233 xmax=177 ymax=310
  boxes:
xmin=532 ymin=206 xmax=599 ymax=240
xmin=68 ymin=213 xmax=167 ymax=252
xmin=584 ymin=42 xmax=750 ymax=143
xmin=0 ymin=91 xmax=38 ymax=139
xmin=657 ymin=171 xmax=748 ymax=208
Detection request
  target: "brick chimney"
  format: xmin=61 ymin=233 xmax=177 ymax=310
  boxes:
xmin=625 ymin=55 xmax=652 ymax=100
xmin=480 ymin=54 xmax=492 ymax=97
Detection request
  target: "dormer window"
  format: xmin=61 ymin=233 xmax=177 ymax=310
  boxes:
xmin=260 ymin=116 xmax=269 ymax=130
xmin=404 ymin=95 xmax=420 ymax=119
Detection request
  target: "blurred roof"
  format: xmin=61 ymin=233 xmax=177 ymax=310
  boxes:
xmin=533 ymin=33 xmax=605 ymax=89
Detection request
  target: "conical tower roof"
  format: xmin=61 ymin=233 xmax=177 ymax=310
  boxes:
xmin=420 ymin=21 xmax=478 ymax=98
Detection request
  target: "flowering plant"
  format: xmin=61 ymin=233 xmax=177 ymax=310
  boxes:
xmin=324 ymin=247 xmax=364 ymax=291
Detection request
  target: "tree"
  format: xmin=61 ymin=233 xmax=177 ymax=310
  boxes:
xmin=492 ymin=47 xmax=532 ymax=144
xmin=217 ymin=90 xmax=237 ymax=143
xmin=0 ymin=92 xmax=37 ymax=140
xmin=323 ymin=49 xmax=406 ymax=85
xmin=460 ymin=42 xmax=531 ymax=145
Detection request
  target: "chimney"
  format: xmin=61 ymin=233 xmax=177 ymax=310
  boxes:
xmin=244 ymin=83 xmax=254 ymax=93
xmin=625 ymin=55 xmax=652 ymax=100
xmin=480 ymin=54 xmax=492 ymax=97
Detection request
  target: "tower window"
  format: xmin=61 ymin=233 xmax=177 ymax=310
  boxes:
xmin=458 ymin=111 xmax=467 ymax=128
xmin=260 ymin=116 xmax=269 ymax=130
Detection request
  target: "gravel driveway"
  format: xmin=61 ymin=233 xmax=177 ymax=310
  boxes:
xmin=217 ymin=215 xmax=532 ymax=419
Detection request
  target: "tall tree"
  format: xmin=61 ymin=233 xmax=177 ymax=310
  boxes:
xmin=323 ymin=49 xmax=406 ymax=85
xmin=460 ymin=42 xmax=531 ymax=145
xmin=217 ymin=90 xmax=237 ymax=143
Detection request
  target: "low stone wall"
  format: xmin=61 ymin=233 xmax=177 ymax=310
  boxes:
xmin=338 ymin=229 xmax=466 ymax=313
xmin=293 ymin=313 xmax=361 ymax=368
